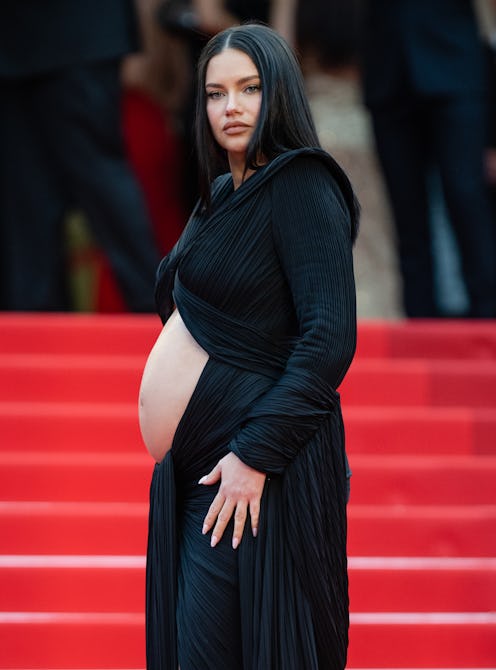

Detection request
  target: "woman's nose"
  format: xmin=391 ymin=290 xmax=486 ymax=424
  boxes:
xmin=225 ymin=93 xmax=240 ymax=114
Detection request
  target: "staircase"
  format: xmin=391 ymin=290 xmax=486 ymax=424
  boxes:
xmin=0 ymin=314 xmax=495 ymax=668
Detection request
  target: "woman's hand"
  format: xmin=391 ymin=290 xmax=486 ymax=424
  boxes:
xmin=199 ymin=452 xmax=266 ymax=549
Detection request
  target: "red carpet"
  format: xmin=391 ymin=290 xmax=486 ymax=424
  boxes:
xmin=0 ymin=315 xmax=495 ymax=668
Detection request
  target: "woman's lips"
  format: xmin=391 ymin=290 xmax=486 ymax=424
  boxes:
xmin=223 ymin=123 xmax=249 ymax=134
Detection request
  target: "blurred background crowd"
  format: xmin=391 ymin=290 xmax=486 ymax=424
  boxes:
xmin=1 ymin=0 xmax=496 ymax=319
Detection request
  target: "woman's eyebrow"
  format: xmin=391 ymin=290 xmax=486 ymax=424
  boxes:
xmin=205 ymin=75 xmax=260 ymax=88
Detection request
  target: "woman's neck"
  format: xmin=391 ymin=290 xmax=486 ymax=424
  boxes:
xmin=228 ymin=153 xmax=249 ymax=190
xmin=228 ymin=153 xmax=265 ymax=189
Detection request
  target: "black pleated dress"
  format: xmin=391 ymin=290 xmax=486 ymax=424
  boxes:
xmin=146 ymin=148 xmax=358 ymax=670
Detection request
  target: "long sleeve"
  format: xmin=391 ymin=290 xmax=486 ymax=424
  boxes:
xmin=229 ymin=157 xmax=357 ymax=475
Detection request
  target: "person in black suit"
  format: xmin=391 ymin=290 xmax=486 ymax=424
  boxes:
xmin=361 ymin=0 xmax=496 ymax=318
xmin=0 ymin=0 xmax=160 ymax=311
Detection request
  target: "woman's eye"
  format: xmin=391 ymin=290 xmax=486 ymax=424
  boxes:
xmin=207 ymin=91 xmax=224 ymax=99
xmin=245 ymin=85 xmax=261 ymax=94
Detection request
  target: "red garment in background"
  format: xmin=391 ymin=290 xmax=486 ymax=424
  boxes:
xmin=96 ymin=88 xmax=185 ymax=312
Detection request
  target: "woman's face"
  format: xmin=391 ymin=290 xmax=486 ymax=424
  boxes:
xmin=205 ymin=48 xmax=262 ymax=164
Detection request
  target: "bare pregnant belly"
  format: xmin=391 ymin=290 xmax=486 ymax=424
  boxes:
xmin=139 ymin=310 xmax=209 ymax=462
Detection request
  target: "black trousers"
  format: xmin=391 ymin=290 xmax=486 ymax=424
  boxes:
xmin=0 ymin=59 xmax=160 ymax=311
xmin=370 ymin=93 xmax=496 ymax=318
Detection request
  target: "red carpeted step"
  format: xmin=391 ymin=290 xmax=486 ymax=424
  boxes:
xmin=2 ymin=354 xmax=496 ymax=407
xmin=0 ymin=452 xmax=152 ymax=503
xmin=0 ymin=354 xmax=144 ymax=404
xmin=0 ymin=557 xmax=145 ymax=613
xmin=348 ymin=454 xmax=496 ymax=505
xmin=0 ymin=314 xmax=159 ymax=356
xmin=1 ymin=613 xmax=495 ymax=668
xmin=0 ymin=502 xmax=148 ymax=556
xmin=0 ymin=402 xmax=142 ymax=453
xmin=1 ymin=556 xmax=494 ymax=614
xmin=340 ymin=359 xmax=496 ymax=408
xmin=347 ymin=613 xmax=496 ymax=667
xmin=348 ymin=556 xmax=496 ymax=612
xmin=344 ymin=406 xmax=496 ymax=455
xmin=347 ymin=505 xmax=496 ymax=557
xmin=356 ymin=319 xmax=496 ymax=359
xmin=0 ymin=613 xmax=145 ymax=669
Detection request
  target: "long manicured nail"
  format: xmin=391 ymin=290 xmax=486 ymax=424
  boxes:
xmin=198 ymin=476 xmax=206 ymax=484
xmin=202 ymin=524 xmax=208 ymax=535
xmin=211 ymin=535 xmax=218 ymax=548
xmin=232 ymin=537 xmax=239 ymax=550
xmin=252 ymin=527 xmax=258 ymax=538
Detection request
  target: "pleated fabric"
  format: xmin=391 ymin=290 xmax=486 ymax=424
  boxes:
xmin=146 ymin=148 xmax=358 ymax=670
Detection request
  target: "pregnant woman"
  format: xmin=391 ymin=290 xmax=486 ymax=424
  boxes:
xmin=139 ymin=23 xmax=359 ymax=670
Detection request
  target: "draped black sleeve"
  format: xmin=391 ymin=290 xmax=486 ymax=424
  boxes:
xmin=229 ymin=156 xmax=357 ymax=475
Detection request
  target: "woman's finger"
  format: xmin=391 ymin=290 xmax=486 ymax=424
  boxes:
xmin=231 ymin=501 xmax=248 ymax=549
xmin=210 ymin=498 xmax=236 ymax=547
xmin=198 ymin=463 xmax=221 ymax=485
xmin=202 ymin=492 xmax=225 ymax=535
xmin=249 ymin=497 xmax=260 ymax=537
